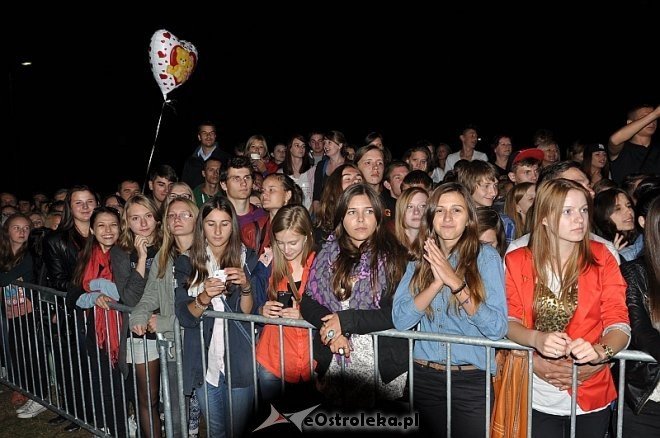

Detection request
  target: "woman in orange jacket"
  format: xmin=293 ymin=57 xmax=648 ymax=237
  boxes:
xmin=255 ymin=205 xmax=315 ymax=403
xmin=505 ymin=178 xmax=630 ymax=438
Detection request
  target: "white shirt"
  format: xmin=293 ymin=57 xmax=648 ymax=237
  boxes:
xmin=445 ymin=150 xmax=488 ymax=171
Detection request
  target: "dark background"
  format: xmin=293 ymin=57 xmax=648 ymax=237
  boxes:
xmin=5 ymin=3 xmax=659 ymax=199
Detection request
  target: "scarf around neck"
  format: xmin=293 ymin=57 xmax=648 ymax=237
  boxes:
xmin=83 ymin=244 xmax=120 ymax=366
xmin=307 ymin=234 xmax=384 ymax=312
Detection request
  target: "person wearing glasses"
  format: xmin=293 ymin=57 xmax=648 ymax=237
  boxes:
xmin=182 ymin=121 xmax=231 ymax=189
xmin=166 ymin=182 xmax=194 ymax=201
xmin=130 ymin=197 xmax=199 ymax=437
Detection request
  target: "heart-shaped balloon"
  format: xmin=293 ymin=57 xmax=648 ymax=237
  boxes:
xmin=149 ymin=29 xmax=198 ymax=100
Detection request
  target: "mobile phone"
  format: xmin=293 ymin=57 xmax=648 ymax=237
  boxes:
xmin=212 ymin=269 xmax=227 ymax=282
xmin=250 ymin=153 xmax=261 ymax=160
xmin=277 ymin=291 xmax=293 ymax=308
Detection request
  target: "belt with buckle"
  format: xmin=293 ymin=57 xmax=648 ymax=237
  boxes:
xmin=414 ymin=359 xmax=478 ymax=372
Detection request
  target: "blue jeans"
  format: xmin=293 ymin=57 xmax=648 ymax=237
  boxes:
xmin=195 ymin=375 xmax=254 ymax=438
xmin=258 ymin=363 xmax=283 ymax=403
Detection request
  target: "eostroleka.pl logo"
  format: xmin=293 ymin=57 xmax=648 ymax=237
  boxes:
xmin=253 ymin=404 xmax=419 ymax=434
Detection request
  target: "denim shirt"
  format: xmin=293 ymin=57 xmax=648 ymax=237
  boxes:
xmin=392 ymin=244 xmax=508 ymax=374
xmin=619 ymin=234 xmax=644 ymax=262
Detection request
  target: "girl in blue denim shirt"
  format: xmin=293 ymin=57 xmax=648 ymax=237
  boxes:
xmin=393 ymin=182 xmax=508 ymax=437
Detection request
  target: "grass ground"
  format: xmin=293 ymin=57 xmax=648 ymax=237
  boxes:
xmin=0 ymin=384 xmax=90 ymax=437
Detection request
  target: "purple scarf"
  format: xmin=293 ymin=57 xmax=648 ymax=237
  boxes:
xmin=306 ymin=234 xmax=385 ymax=311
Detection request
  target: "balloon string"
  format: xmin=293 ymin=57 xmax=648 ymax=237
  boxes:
xmin=143 ymin=99 xmax=171 ymax=192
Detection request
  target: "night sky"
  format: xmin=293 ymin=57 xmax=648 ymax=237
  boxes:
xmin=5 ymin=3 xmax=659 ymax=200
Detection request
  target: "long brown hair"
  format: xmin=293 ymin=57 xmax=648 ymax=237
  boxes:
xmin=315 ymin=163 xmax=360 ymax=234
xmin=504 ymin=182 xmax=535 ymax=239
xmin=409 ymin=183 xmax=485 ymax=316
xmin=188 ymin=196 xmax=243 ymax=289
xmin=0 ymin=214 xmax=31 ymax=271
xmin=332 ymin=184 xmax=407 ymax=301
xmin=268 ymin=205 xmax=314 ymax=300
xmin=643 ymin=197 xmax=660 ymax=322
xmin=529 ymin=179 xmax=595 ymax=312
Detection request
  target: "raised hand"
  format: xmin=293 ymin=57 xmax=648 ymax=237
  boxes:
xmin=135 ymin=235 xmax=149 ymax=259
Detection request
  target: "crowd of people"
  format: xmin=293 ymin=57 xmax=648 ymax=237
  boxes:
xmin=1 ymin=103 xmax=660 ymax=437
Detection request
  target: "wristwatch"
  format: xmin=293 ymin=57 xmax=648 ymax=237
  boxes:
xmin=597 ymin=343 xmax=614 ymax=361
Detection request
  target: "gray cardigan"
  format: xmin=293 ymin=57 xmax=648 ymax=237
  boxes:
xmin=129 ymin=250 xmax=176 ymax=341
xmin=110 ymin=246 xmax=151 ymax=377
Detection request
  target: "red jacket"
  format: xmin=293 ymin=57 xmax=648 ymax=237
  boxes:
xmin=505 ymin=241 xmax=629 ymax=411
xmin=255 ymin=253 xmax=315 ymax=383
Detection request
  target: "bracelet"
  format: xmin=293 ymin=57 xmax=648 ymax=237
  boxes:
xmin=194 ymin=294 xmax=209 ymax=310
xmin=596 ymin=342 xmax=614 ymax=361
xmin=450 ymin=281 xmax=467 ymax=295
xmin=241 ymin=285 xmax=252 ymax=296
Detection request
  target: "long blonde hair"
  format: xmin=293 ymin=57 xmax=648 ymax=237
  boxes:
xmin=394 ymin=187 xmax=428 ymax=257
xmin=156 ymin=197 xmax=199 ymax=278
xmin=529 ymin=179 xmax=594 ymax=311
xmin=118 ymin=194 xmax=163 ymax=252
xmin=409 ymin=183 xmax=485 ymax=317
xmin=268 ymin=205 xmax=314 ymax=300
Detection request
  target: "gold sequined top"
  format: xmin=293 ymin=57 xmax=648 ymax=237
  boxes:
xmin=534 ymin=283 xmax=578 ymax=333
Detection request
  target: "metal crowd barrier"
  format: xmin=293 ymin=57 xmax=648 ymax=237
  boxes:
xmin=1 ymin=282 xmax=656 ymax=438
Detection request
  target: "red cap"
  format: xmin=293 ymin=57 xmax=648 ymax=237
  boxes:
xmin=511 ymin=148 xmax=544 ymax=166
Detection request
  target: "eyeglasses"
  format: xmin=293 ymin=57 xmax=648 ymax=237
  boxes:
xmin=227 ymin=175 xmax=253 ymax=184
xmin=168 ymin=193 xmax=193 ymax=200
xmin=166 ymin=211 xmax=195 ymax=221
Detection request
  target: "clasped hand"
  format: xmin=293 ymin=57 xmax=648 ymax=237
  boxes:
xmin=423 ymin=238 xmax=461 ymax=291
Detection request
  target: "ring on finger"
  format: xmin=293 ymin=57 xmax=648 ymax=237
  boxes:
xmin=327 ymin=329 xmax=335 ymax=340
xmin=338 ymin=347 xmax=345 ymax=355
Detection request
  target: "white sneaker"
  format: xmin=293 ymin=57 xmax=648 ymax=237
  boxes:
xmin=128 ymin=415 xmax=138 ymax=438
xmin=16 ymin=399 xmax=33 ymax=414
xmin=17 ymin=399 xmax=47 ymax=418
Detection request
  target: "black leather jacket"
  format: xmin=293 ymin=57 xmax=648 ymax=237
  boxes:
xmin=620 ymin=257 xmax=660 ymax=414
xmin=43 ymin=228 xmax=86 ymax=314
xmin=299 ymin=290 xmax=408 ymax=384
